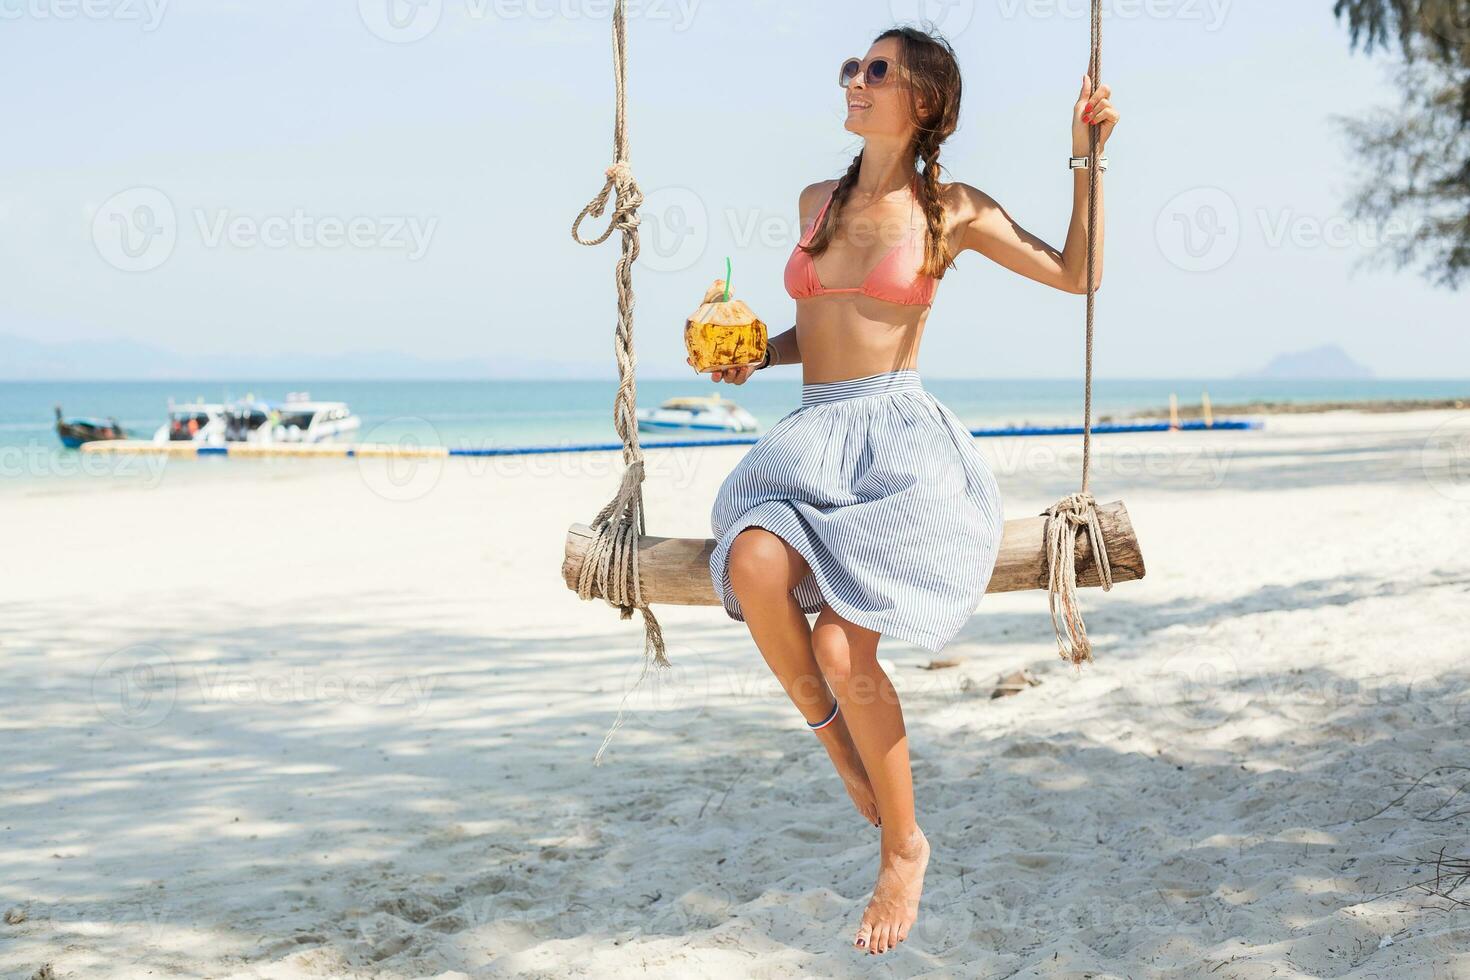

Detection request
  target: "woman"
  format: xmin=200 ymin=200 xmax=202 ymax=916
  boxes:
xmin=692 ymin=26 xmax=1118 ymax=955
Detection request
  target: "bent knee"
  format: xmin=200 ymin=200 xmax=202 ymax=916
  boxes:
xmin=811 ymin=611 xmax=877 ymax=679
xmin=727 ymin=527 xmax=794 ymax=598
xmin=811 ymin=640 xmax=850 ymax=680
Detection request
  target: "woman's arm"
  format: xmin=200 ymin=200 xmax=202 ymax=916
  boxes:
xmin=703 ymin=324 xmax=797 ymax=384
xmin=764 ymin=325 xmax=801 ymax=367
xmin=952 ymin=174 xmax=1101 ymax=295
xmin=704 ymin=180 xmax=834 ymax=385
xmin=953 ymin=75 xmax=1118 ymax=295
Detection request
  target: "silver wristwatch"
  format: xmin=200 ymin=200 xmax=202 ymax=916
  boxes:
xmin=1069 ymin=155 xmax=1109 ymax=172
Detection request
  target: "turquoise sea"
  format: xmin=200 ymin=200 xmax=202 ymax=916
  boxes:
xmin=4 ymin=377 xmax=1467 ymax=482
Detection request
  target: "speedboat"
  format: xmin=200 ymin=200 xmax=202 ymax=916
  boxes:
xmin=258 ymin=392 xmax=362 ymax=443
xmin=55 ymin=405 xmax=128 ymax=448
xmin=151 ymin=393 xmax=360 ymax=445
xmin=636 ymin=393 xmax=760 ymax=434
xmin=153 ymin=400 xmax=229 ymax=444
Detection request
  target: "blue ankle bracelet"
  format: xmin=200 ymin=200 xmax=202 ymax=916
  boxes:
xmin=807 ymin=700 xmax=839 ymax=731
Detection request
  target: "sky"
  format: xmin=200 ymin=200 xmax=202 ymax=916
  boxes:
xmin=0 ymin=0 xmax=1464 ymax=380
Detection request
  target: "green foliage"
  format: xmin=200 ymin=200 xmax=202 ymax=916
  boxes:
xmin=1333 ymin=1 xmax=1470 ymax=288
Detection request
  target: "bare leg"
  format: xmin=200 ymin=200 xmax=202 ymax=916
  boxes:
xmin=727 ymin=527 xmax=880 ymax=827
xmin=811 ymin=606 xmax=930 ymax=955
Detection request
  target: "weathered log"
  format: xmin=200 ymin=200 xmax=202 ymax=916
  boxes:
xmin=563 ymin=500 xmax=1144 ymax=606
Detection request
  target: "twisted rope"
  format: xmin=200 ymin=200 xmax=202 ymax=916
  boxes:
xmin=1041 ymin=0 xmax=1113 ymax=667
xmin=570 ymin=0 xmax=668 ymax=720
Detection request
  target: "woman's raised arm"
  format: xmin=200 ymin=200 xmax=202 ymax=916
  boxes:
xmin=953 ymin=74 xmax=1117 ymax=295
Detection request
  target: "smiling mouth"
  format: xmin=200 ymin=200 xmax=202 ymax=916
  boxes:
xmin=847 ymin=100 xmax=872 ymax=111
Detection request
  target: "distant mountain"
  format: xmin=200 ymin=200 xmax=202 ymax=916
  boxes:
xmin=0 ymin=334 xmax=601 ymax=380
xmin=1239 ymin=345 xmax=1375 ymax=380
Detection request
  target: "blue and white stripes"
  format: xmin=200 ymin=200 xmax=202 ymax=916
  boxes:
xmin=800 ymin=368 xmax=927 ymax=406
xmin=709 ymin=368 xmax=1005 ymax=653
xmin=807 ymin=700 xmax=840 ymax=730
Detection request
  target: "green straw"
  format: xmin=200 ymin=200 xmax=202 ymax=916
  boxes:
xmin=723 ymin=257 xmax=732 ymax=302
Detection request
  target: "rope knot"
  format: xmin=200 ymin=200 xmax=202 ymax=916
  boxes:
xmin=572 ymin=160 xmax=643 ymax=246
xmin=1044 ymin=491 xmax=1097 ymax=527
xmin=1040 ymin=490 xmax=1114 ymax=667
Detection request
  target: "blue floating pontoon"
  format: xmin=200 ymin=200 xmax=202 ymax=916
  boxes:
xmin=444 ymin=418 xmax=1260 ymax=457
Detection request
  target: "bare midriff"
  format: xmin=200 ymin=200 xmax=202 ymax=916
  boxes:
xmin=795 ymin=294 xmax=929 ymax=384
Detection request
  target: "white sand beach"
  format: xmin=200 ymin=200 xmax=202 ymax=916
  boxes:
xmin=3 ymin=408 xmax=1469 ymax=979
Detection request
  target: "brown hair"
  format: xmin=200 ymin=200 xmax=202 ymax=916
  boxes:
xmin=801 ymin=26 xmax=963 ymax=280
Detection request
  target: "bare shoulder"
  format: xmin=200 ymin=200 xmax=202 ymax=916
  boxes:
xmin=798 ymin=179 xmax=839 ymax=218
xmin=939 ymin=181 xmax=1002 ymax=223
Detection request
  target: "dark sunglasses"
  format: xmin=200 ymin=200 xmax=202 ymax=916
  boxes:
xmin=839 ymin=56 xmax=895 ymax=88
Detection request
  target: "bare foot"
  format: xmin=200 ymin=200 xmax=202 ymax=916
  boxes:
xmin=812 ymin=719 xmax=880 ymax=827
xmin=854 ymin=826 xmax=930 ymax=954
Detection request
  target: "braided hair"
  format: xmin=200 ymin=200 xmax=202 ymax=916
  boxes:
xmin=801 ymin=26 xmax=964 ymax=280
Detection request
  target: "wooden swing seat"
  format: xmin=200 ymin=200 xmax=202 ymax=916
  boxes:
xmin=563 ymin=500 xmax=1144 ymax=607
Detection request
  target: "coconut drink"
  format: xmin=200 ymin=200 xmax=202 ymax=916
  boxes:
xmin=685 ymin=264 xmax=768 ymax=374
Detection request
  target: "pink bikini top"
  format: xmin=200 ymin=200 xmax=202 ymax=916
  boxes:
xmin=783 ymin=180 xmax=939 ymax=308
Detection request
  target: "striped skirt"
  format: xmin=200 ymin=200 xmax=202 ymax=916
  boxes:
xmin=709 ymin=368 xmax=1005 ymax=653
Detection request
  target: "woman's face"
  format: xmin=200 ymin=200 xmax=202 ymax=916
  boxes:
xmin=843 ymin=37 xmax=914 ymax=141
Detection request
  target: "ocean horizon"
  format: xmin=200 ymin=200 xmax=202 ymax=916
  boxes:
xmin=6 ymin=376 xmax=1468 ymax=482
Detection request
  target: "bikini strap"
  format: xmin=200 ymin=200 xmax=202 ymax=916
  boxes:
xmin=802 ymin=174 xmax=924 ymax=246
xmin=801 ymin=184 xmax=838 ymax=246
